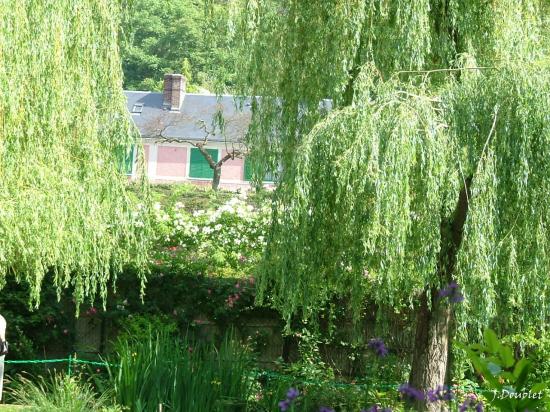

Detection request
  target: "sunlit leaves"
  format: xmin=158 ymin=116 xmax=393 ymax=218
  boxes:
xmin=235 ymin=0 xmax=550 ymax=333
xmin=0 ymin=1 xmax=150 ymax=307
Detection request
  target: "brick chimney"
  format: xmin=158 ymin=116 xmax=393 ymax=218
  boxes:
xmin=163 ymin=73 xmax=186 ymax=111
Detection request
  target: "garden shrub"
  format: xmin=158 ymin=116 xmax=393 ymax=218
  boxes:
xmin=109 ymin=329 xmax=254 ymax=412
xmin=459 ymin=329 xmax=550 ymax=411
xmin=501 ymin=329 xmax=550 ymax=388
xmin=145 ymin=189 xmax=270 ymax=275
xmin=8 ymin=373 xmax=120 ymax=412
xmin=0 ymin=275 xmax=74 ymax=375
xmin=101 ymin=189 xmax=273 ymax=351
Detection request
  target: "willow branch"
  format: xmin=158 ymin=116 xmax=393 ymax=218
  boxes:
xmin=396 ymin=67 xmax=496 ymax=75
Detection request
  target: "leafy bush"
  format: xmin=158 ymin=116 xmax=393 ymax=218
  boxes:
xmin=0 ymin=275 xmax=74 ymax=375
xmin=115 ymin=314 xmax=178 ymax=344
xmin=109 ymin=330 xmax=254 ymax=412
xmin=501 ymin=329 xmax=550 ymax=387
xmin=145 ymin=191 xmax=270 ymax=275
xmin=103 ymin=190 xmax=271 ymax=344
xmin=459 ymin=329 xmax=550 ymax=411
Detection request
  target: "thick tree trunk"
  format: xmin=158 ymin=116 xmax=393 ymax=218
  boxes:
xmin=410 ymin=288 xmax=452 ymax=412
xmin=408 ymin=177 xmax=472 ymax=411
xmin=212 ymin=166 xmax=221 ymax=190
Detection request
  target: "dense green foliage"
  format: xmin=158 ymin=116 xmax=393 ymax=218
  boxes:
xmin=459 ymin=329 xmax=550 ymax=411
xmin=110 ymin=331 xmax=254 ymax=412
xmin=9 ymin=374 xmax=120 ymax=412
xmin=0 ymin=275 xmax=74 ymax=364
xmin=0 ymin=1 xmax=150 ymax=306
xmin=236 ymin=1 xmax=550 ymax=339
xmin=0 ymin=185 xmax=269 ymax=365
xmin=121 ymin=0 xmax=237 ymax=92
xmin=108 ymin=329 xmax=413 ymax=412
xmin=3 ymin=184 xmax=550 ymax=410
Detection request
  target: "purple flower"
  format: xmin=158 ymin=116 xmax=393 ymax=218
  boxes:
xmin=278 ymin=399 xmax=290 ymax=411
xmin=459 ymin=394 xmax=483 ymax=411
xmin=442 ymin=388 xmax=454 ymax=401
xmin=426 ymin=389 xmax=438 ymax=402
xmin=439 ymin=281 xmax=464 ymax=304
xmin=398 ymin=383 xmax=425 ymax=401
xmin=368 ymin=338 xmax=389 ymax=357
xmin=362 ymin=406 xmax=392 ymax=412
xmin=278 ymin=387 xmax=300 ymax=411
xmin=286 ymin=387 xmax=299 ymax=400
xmin=426 ymin=385 xmax=454 ymax=403
xmin=319 ymin=408 xmax=335 ymax=412
xmin=450 ymin=293 xmax=465 ymax=303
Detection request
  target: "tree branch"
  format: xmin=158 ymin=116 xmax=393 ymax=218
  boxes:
xmin=144 ymin=116 xmax=248 ymax=171
xmin=396 ymin=67 xmax=496 ymax=76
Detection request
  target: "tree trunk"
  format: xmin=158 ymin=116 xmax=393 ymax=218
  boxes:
xmin=212 ymin=166 xmax=221 ymax=190
xmin=408 ymin=177 xmax=472 ymax=411
xmin=410 ymin=288 xmax=452 ymax=412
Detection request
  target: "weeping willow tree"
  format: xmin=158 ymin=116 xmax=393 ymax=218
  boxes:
xmin=234 ymin=0 xmax=550 ymax=408
xmin=0 ymin=1 xmax=150 ymax=308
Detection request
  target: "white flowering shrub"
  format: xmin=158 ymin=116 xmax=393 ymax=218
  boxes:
xmin=139 ymin=192 xmax=271 ymax=278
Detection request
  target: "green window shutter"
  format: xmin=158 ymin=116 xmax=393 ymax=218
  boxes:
xmin=115 ymin=145 xmax=134 ymax=175
xmin=244 ymin=158 xmax=253 ymax=181
xmin=244 ymin=158 xmax=275 ymax=182
xmin=189 ymin=148 xmax=218 ymax=179
xmin=124 ymin=145 xmax=134 ymax=175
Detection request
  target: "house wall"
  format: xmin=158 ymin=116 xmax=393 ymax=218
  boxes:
xmin=130 ymin=140 xmax=271 ymax=191
xmin=220 ymin=151 xmax=245 ymax=181
xmin=156 ymin=146 xmax=187 ymax=178
xmin=144 ymin=144 xmax=150 ymax=163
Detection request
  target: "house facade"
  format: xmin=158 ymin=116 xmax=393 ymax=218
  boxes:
xmin=125 ymin=74 xmax=271 ymax=190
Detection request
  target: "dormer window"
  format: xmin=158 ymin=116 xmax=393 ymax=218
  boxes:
xmin=131 ymin=103 xmax=143 ymax=114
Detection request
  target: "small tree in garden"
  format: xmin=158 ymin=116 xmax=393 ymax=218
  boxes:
xmin=188 ymin=141 xmax=246 ymax=191
xmin=186 ymin=118 xmax=248 ymax=191
xmin=234 ymin=1 xmax=550 ymax=410
xmin=147 ymin=111 xmax=249 ymax=191
xmin=0 ymin=1 xmax=150 ymax=307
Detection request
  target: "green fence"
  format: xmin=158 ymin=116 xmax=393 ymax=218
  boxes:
xmin=4 ymin=357 xmax=115 ymax=377
xmin=2 ymin=358 xmax=483 ymax=394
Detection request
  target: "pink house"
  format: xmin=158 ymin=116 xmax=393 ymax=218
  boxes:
xmin=125 ymin=74 xmax=273 ymax=190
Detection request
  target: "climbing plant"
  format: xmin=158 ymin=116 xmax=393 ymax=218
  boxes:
xmin=233 ymin=1 xmax=550 ymax=409
xmin=0 ymin=1 xmax=151 ymax=308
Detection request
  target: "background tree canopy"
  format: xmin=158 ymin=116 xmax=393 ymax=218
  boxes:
xmin=121 ymin=0 xmax=237 ymax=93
xmin=0 ymin=0 xmax=150 ymax=308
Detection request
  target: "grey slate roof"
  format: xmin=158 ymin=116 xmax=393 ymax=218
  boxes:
xmin=124 ymin=91 xmax=251 ymax=142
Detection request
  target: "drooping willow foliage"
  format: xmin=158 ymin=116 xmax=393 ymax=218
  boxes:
xmin=234 ymin=0 xmax=550 ymax=335
xmin=236 ymin=0 xmax=546 ymax=174
xmin=0 ymin=1 xmax=151 ymax=307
